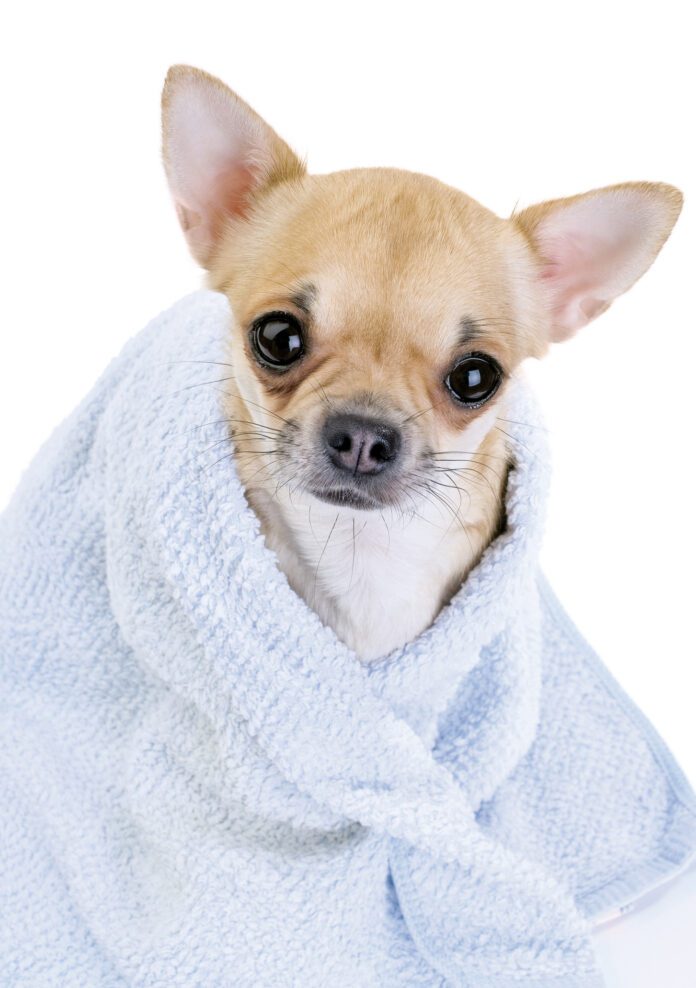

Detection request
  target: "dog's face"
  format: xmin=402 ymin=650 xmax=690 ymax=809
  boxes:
xmin=206 ymin=167 xmax=544 ymax=512
xmin=162 ymin=66 xmax=682 ymax=519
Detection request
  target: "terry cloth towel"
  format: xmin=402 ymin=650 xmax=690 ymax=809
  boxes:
xmin=1 ymin=291 xmax=695 ymax=988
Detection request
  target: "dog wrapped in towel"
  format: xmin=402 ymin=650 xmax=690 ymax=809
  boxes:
xmin=1 ymin=289 xmax=695 ymax=987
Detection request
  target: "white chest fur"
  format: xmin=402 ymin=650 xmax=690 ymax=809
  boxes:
xmin=246 ymin=469 xmax=502 ymax=661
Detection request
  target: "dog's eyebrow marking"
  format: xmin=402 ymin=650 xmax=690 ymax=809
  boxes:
xmin=457 ymin=317 xmax=481 ymax=347
xmin=289 ymin=283 xmax=316 ymax=315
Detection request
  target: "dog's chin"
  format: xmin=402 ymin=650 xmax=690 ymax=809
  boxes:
xmin=308 ymin=487 xmax=386 ymax=511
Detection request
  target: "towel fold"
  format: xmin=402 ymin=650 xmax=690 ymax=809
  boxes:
xmin=1 ymin=290 xmax=694 ymax=987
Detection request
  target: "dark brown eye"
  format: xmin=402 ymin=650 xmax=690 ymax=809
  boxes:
xmin=445 ymin=354 xmax=502 ymax=406
xmin=250 ymin=312 xmax=305 ymax=368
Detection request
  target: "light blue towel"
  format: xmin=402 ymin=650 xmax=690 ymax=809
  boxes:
xmin=1 ymin=291 xmax=694 ymax=987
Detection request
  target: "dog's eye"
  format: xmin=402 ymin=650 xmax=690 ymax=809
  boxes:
xmin=250 ymin=312 xmax=305 ymax=368
xmin=445 ymin=354 xmax=502 ymax=406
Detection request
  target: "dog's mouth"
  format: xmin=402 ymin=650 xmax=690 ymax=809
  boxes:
xmin=308 ymin=487 xmax=384 ymax=511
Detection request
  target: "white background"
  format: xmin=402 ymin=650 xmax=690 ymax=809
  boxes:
xmin=1 ymin=0 xmax=693 ymax=768
xmin=2 ymin=0 xmax=694 ymax=853
xmin=1 ymin=3 xmax=695 ymax=984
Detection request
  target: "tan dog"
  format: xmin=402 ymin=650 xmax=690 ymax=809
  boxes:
xmin=162 ymin=65 xmax=681 ymax=661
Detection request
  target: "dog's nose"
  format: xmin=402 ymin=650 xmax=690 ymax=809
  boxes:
xmin=322 ymin=413 xmax=402 ymax=475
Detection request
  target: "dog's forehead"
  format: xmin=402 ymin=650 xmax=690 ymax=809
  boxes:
xmin=297 ymin=170 xmax=508 ymax=281
xmin=264 ymin=169 xmax=518 ymax=345
xmin=216 ymin=167 xmax=542 ymax=368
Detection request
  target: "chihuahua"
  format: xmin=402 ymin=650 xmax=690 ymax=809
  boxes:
xmin=161 ymin=65 xmax=681 ymax=662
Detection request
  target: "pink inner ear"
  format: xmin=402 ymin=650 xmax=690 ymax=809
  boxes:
xmin=208 ymin=163 xmax=258 ymax=229
xmin=164 ymin=74 xmax=279 ymax=263
xmin=538 ymin=232 xmax=606 ymax=339
xmin=175 ymin=162 xmax=259 ymax=264
xmin=533 ymin=193 xmax=661 ymax=341
xmin=176 ymin=164 xmax=255 ymax=260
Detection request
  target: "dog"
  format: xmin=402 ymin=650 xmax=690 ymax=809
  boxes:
xmin=161 ymin=64 xmax=682 ymax=662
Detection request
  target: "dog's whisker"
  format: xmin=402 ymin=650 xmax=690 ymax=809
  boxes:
xmin=164 ymin=359 xmax=236 ymax=370
xmin=403 ymin=482 xmax=438 ymax=520
xmin=180 ymin=434 xmax=236 ymax=471
xmin=431 ymin=483 xmax=476 ymax=551
xmin=400 ymin=393 xmax=450 ymax=425
xmin=496 ymin=416 xmax=548 ymax=432
xmin=217 ymin=389 xmax=295 ymax=427
xmin=430 ymin=449 xmax=510 ymax=460
xmin=430 ymin=457 xmax=505 ymax=478
xmin=198 ymin=450 xmax=239 ymax=475
xmin=230 ymin=433 xmax=285 ymax=446
xmin=173 ymin=418 xmax=234 ymax=438
xmin=312 ymin=513 xmax=340 ymax=606
xmin=238 ymin=448 xmax=282 ymax=466
xmin=401 ymin=404 xmax=436 ymax=425
xmin=243 ymin=456 xmax=286 ymax=489
xmin=378 ymin=510 xmax=391 ymax=549
xmin=173 ymin=417 xmax=285 ymax=443
xmin=257 ymin=276 xmax=303 ymax=296
xmin=169 ymin=374 xmax=236 ymax=395
xmin=272 ymin=258 xmax=307 ymax=287
xmin=432 ymin=466 xmax=504 ymax=488
xmin=412 ymin=479 xmax=462 ymax=530
xmin=310 ymin=380 xmax=334 ymax=410
xmin=419 ymin=478 xmax=477 ymax=556
xmin=346 ymin=518 xmax=368 ymax=593
xmin=439 ymin=463 xmax=502 ymax=496
xmin=166 ymin=376 xmax=294 ymax=430
xmin=494 ymin=425 xmax=535 ymax=459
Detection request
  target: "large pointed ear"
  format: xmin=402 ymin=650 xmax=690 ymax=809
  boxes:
xmin=161 ymin=65 xmax=306 ymax=266
xmin=513 ymin=183 xmax=682 ymax=342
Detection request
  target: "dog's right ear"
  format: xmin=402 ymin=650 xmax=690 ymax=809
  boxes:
xmin=161 ymin=65 xmax=305 ymax=267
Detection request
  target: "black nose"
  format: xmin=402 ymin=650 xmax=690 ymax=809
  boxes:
xmin=322 ymin=413 xmax=402 ymax=476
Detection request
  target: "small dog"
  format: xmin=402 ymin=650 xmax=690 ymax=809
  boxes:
xmin=162 ymin=65 xmax=681 ymax=662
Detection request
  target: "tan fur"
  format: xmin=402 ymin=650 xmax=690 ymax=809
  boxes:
xmin=161 ymin=66 xmax=682 ymax=661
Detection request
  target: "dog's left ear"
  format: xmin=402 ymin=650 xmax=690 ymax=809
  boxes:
xmin=514 ymin=183 xmax=682 ymax=342
xmin=162 ymin=65 xmax=306 ymax=266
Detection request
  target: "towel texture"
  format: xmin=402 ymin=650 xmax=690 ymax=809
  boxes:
xmin=1 ymin=291 xmax=695 ymax=988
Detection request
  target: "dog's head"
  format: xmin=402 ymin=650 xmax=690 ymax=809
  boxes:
xmin=162 ymin=66 xmax=682 ymax=516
